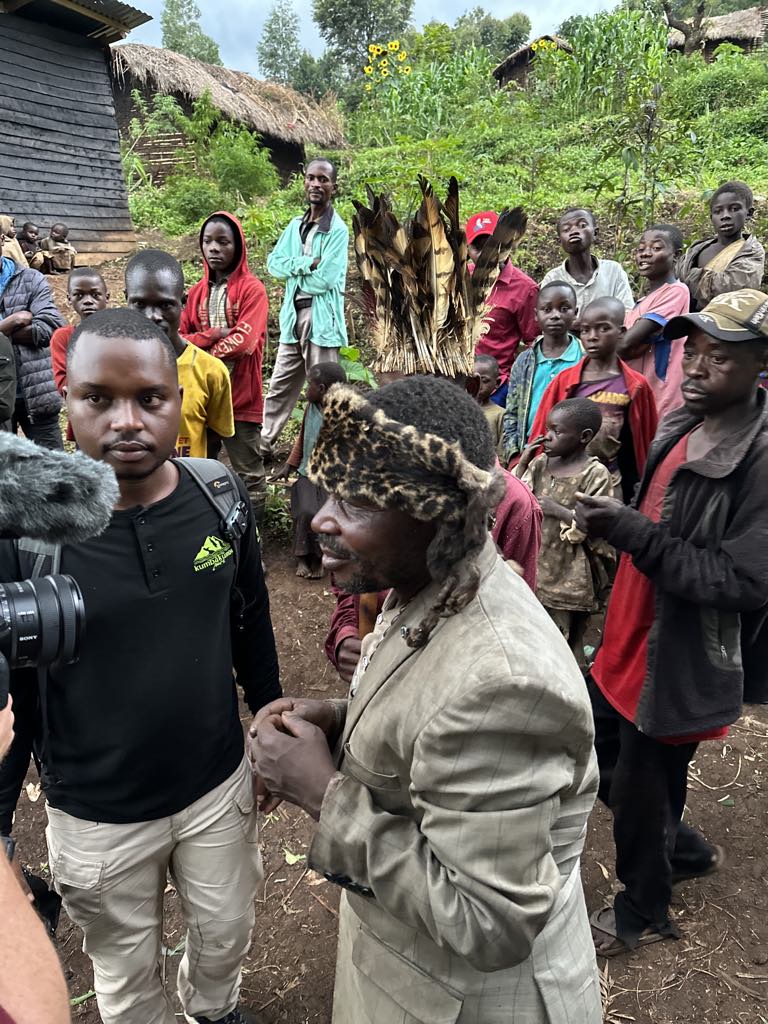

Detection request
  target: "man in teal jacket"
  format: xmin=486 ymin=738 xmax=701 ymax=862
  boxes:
xmin=262 ymin=158 xmax=349 ymax=456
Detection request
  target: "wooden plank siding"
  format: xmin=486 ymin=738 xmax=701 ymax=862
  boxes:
xmin=0 ymin=13 xmax=136 ymax=262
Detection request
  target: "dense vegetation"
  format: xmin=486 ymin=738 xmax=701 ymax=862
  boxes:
xmin=128 ymin=4 xmax=768 ymax=283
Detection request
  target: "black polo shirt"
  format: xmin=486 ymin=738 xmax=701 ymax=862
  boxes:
xmin=0 ymin=468 xmax=280 ymax=823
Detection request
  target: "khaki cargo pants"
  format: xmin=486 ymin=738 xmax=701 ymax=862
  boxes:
xmin=46 ymin=757 xmax=262 ymax=1024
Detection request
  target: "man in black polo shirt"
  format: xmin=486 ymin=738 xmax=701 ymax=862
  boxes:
xmin=0 ymin=309 xmax=279 ymax=1024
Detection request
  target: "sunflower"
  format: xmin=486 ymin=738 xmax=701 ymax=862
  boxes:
xmin=364 ymin=65 xmax=374 ymax=75
xmin=371 ymin=44 xmax=384 ymax=57
xmin=402 ymin=65 xmax=412 ymax=75
xmin=388 ymin=40 xmax=400 ymax=51
xmin=381 ymin=68 xmax=390 ymax=77
xmin=365 ymin=82 xmax=373 ymax=91
xmin=368 ymin=43 xmax=377 ymax=54
xmin=397 ymin=50 xmax=408 ymax=61
xmin=379 ymin=57 xmax=389 ymax=68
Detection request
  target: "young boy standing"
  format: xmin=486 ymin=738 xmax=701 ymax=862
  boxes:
xmin=530 ymin=297 xmax=658 ymax=502
xmin=50 ymin=267 xmax=110 ymax=392
xmin=541 ymin=208 xmax=634 ymax=319
xmin=619 ymin=224 xmax=690 ymax=419
xmin=576 ymin=288 xmax=768 ymax=957
xmin=516 ymin=398 xmax=614 ymax=666
xmin=467 ymin=210 xmax=539 ymax=406
xmin=180 ymin=211 xmax=268 ymax=523
xmin=125 ymin=249 xmax=234 ymax=460
xmin=474 ymin=353 xmax=505 ymax=454
xmin=678 ymin=180 xmax=765 ymax=311
xmin=272 ymin=362 xmax=347 ymax=578
xmin=502 ymin=281 xmax=583 ymax=465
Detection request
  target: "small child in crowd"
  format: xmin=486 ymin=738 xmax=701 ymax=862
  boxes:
xmin=516 ymin=397 xmax=614 ymax=666
xmin=620 ymin=223 xmax=690 ymax=419
xmin=467 ymin=210 xmax=539 ymax=406
xmin=474 ymin=353 xmax=505 ymax=455
xmin=678 ymin=180 xmax=765 ymax=311
xmin=40 ymin=223 xmax=77 ymax=273
xmin=50 ymin=267 xmax=110 ymax=393
xmin=17 ymin=222 xmax=40 ymax=263
xmin=540 ymin=208 xmax=634 ymax=320
xmin=273 ymin=361 xmax=348 ymax=578
xmin=0 ymin=215 xmax=27 ymax=267
xmin=125 ymin=249 xmax=234 ymax=459
xmin=530 ymin=297 xmax=658 ymax=502
xmin=503 ymin=280 xmax=582 ymax=465
xmin=181 ymin=211 xmax=269 ymax=524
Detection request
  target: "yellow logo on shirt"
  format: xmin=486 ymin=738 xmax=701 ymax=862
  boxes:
xmin=193 ymin=534 xmax=233 ymax=573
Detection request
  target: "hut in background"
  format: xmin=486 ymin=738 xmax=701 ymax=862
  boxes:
xmin=667 ymin=6 xmax=767 ymax=58
xmin=0 ymin=0 xmax=150 ymax=263
xmin=111 ymin=44 xmax=347 ymax=183
xmin=492 ymin=35 xmax=572 ymax=89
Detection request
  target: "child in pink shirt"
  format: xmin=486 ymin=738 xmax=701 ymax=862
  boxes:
xmin=619 ymin=224 xmax=690 ymax=419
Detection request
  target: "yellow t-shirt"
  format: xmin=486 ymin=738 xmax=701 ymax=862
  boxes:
xmin=175 ymin=344 xmax=234 ymax=458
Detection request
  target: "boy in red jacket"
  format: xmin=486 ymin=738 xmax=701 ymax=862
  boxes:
xmin=180 ymin=211 xmax=269 ymax=524
xmin=529 ymin=296 xmax=658 ymax=502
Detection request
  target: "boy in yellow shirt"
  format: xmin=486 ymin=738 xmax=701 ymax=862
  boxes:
xmin=125 ymin=250 xmax=234 ymax=458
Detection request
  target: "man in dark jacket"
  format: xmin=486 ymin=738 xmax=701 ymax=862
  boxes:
xmin=575 ymin=289 xmax=768 ymax=957
xmin=0 ymin=234 xmax=64 ymax=448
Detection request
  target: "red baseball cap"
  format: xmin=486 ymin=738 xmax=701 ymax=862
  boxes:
xmin=465 ymin=211 xmax=498 ymax=244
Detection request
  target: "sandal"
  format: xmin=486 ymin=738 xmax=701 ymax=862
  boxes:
xmin=589 ymin=906 xmax=671 ymax=958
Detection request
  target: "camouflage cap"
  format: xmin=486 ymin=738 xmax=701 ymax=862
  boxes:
xmin=664 ymin=289 xmax=768 ymax=344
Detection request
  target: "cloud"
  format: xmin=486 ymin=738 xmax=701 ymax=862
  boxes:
xmin=127 ymin=0 xmax=616 ymax=75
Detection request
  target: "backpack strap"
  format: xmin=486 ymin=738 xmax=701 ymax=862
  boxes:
xmin=174 ymin=458 xmax=250 ymax=576
xmin=15 ymin=538 xmax=61 ymax=578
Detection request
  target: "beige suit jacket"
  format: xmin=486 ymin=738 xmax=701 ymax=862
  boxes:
xmin=309 ymin=539 xmax=602 ymax=1024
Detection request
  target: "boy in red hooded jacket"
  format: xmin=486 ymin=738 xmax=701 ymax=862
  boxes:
xmin=180 ymin=212 xmax=269 ymax=524
xmin=529 ymin=296 xmax=658 ymax=503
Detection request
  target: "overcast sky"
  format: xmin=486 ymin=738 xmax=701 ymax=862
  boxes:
xmin=127 ymin=0 xmax=616 ymax=75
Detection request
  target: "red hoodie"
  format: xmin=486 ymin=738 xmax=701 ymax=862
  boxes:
xmin=180 ymin=212 xmax=268 ymax=424
xmin=528 ymin=357 xmax=658 ymax=484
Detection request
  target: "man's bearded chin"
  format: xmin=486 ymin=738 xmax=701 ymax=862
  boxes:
xmin=337 ymin=569 xmax=382 ymax=595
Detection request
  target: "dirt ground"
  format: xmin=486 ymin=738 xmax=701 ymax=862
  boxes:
xmin=8 ymin=541 xmax=768 ymax=1024
xmin=12 ymin=262 xmax=768 ymax=1020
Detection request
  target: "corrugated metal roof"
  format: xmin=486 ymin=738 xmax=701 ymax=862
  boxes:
xmin=52 ymin=0 xmax=151 ymax=32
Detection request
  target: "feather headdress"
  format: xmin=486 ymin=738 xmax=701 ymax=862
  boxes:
xmin=352 ymin=177 xmax=527 ymax=377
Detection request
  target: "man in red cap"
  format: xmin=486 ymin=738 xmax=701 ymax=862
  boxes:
xmin=467 ymin=210 xmax=539 ymax=407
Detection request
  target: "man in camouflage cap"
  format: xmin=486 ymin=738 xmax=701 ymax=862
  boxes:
xmin=576 ymin=289 xmax=768 ymax=956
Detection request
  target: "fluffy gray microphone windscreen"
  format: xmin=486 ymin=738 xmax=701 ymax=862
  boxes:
xmin=0 ymin=432 xmax=119 ymax=544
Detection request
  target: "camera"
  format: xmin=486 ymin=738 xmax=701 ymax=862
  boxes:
xmin=0 ymin=576 xmax=85 ymax=709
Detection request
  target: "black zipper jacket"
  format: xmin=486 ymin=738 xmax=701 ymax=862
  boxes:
xmin=605 ymin=388 xmax=768 ymax=738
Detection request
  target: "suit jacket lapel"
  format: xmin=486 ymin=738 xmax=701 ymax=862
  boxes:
xmin=341 ymin=624 xmax=421 ymax=747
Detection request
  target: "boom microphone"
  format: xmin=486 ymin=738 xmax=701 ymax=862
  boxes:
xmin=0 ymin=432 xmax=119 ymax=545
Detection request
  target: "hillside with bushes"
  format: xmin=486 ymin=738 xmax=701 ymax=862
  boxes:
xmin=126 ymin=5 xmax=768 ymax=286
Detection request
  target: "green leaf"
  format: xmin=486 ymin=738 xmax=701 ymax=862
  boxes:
xmin=717 ymin=796 xmax=735 ymax=807
xmin=339 ymin=345 xmax=361 ymax=362
xmin=71 ymin=991 xmax=96 ymax=1007
xmin=284 ymin=848 xmax=306 ymax=865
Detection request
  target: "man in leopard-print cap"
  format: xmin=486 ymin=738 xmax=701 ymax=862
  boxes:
xmin=251 ymin=375 xmax=601 ymax=1024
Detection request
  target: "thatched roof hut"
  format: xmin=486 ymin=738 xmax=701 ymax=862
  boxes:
xmin=493 ymin=35 xmax=572 ymax=88
xmin=111 ymin=43 xmax=346 ymax=181
xmin=668 ymin=6 xmax=767 ymax=57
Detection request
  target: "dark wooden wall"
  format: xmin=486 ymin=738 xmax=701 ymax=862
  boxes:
xmin=0 ymin=13 xmax=136 ymax=264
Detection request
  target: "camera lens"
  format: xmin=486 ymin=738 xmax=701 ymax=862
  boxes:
xmin=0 ymin=575 xmax=85 ymax=669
